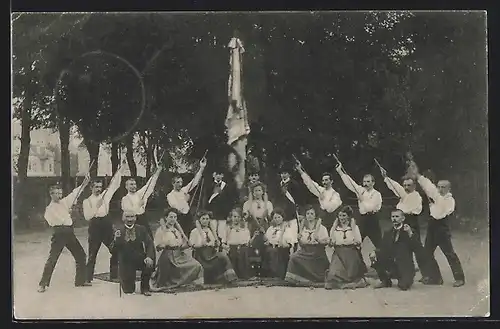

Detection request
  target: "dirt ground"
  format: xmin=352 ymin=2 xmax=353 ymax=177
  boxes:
xmin=12 ymin=226 xmax=490 ymax=319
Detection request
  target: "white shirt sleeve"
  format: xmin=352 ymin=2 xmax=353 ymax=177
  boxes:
xmin=300 ymin=172 xmax=322 ymax=197
xmin=103 ymin=170 xmax=123 ymax=204
xmin=384 ymin=177 xmax=407 ymax=199
xmin=61 ymin=186 xmax=81 ymax=210
xmin=189 ymin=228 xmax=203 ymax=248
xmin=137 ymin=167 xmax=162 ymax=202
xmin=339 ymin=172 xmax=364 ymax=197
xmin=181 ymin=167 xmax=204 ymax=194
xmin=417 ymin=175 xmax=441 ymax=201
xmin=317 ymin=225 xmax=329 ymax=242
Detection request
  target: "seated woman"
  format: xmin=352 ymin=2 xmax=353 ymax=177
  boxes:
xmin=284 ymin=205 xmax=330 ymax=285
xmin=325 ymin=205 xmax=368 ymax=290
xmin=189 ymin=210 xmax=237 ymax=285
xmin=224 ymin=207 xmax=252 ymax=280
xmin=150 ymin=208 xmax=204 ymax=292
xmin=263 ymin=208 xmax=294 ymax=279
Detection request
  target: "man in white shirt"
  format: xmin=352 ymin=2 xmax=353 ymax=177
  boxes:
xmin=295 ymin=162 xmax=342 ymax=231
xmin=408 ymin=161 xmax=465 ymax=287
xmin=121 ymin=164 xmax=163 ymax=237
xmin=38 ymin=175 xmax=91 ymax=293
xmin=380 ymin=168 xmax=423 ymax=242
xmin=336 ymin=162 xmax=382 ymax=248
xmin=167 ymin=157 xmax=207 ymax=234
xmin=83 ymin=167 xmax=124 ymax=282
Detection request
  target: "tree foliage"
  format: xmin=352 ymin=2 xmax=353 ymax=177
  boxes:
xmin=12 ymin=11 xmax=487 ymax=220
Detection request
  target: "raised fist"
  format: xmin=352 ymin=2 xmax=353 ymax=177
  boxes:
xmin=114 ymin=230 xmax=122 ymax=239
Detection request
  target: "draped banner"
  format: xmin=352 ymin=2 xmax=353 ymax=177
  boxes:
xmin=226 ymin=37 xmax=250 ymax=189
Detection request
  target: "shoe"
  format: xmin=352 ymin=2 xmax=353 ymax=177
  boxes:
xmin=142 ymin=291 xmax=152 ymax=296
xmin=423 ymin=278 xmax=443 ymax=285
xmin=453 ymin=280 xmax=465 ymax=287
xmin=418 ymin=277 xmax=427 ymax=283
xmin=76 ymin=282 xmax=92 ymax=287
xmin=37 ymin=286 xmax=46 ymax=293
xmin=373 ymin=281 xmax=392 ymax=289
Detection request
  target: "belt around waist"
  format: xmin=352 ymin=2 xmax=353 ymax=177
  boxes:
xmin=360 ymin=212 xmax=379 ymax=216
xmin=52 ymin=225 xmax=73 ymax=229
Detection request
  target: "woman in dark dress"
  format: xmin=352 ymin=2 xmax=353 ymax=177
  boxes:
xmin=189 ymin=210 xmax=237 ymax=284
xmin=325 ymin=205 xmax=368 ymax=289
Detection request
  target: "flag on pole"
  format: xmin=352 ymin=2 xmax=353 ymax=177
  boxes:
xmin=226 ymin=37 xmax=250 ymax=190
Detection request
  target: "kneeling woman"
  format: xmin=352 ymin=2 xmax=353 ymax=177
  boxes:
xmin=325 ymin=205 xmax=368 ymax=290
xmin=150 ymin=208 xmax=204 ymax=292
xmin=189 ymin=210 xmax=237 ymax=284
xmin=263 ymin=208 xmax=294 ymax=279
xmin=284 ymin=205 xmax=330 ymax=285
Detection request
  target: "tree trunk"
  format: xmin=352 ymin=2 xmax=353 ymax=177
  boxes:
xmin=14 ymin=95 xmax=33 ymax=228
xmin=125 ymin=135 xmax=137 ymax=177
xmin=59 ymin=116 xmax=71 ymax=195
xmin=111 ymin=142 xmax=120 ymax=174
xmin=86 ymin=140 xmax=100 ymax=177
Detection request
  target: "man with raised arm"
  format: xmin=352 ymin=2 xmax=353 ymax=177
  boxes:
xmin=121 ymin=164 xmax=163 ymax=238
xmin=295 ymin=161 xmax=342 ymax=232
xmin=408 ymin=161 xmax=465 ymax=287
xmin=167 ymin=157 xmax=207 ymax=234
xmin=83 ymin=164 xmax=124 ymax=283
xmin=38 ymin=174 xmax=91 ymax=293
xmin=336 ymin=162 xmax=382 ymax=248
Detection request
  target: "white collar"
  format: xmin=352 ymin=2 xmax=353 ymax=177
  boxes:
xmin=124 ymin=224 xmax=135 ymax=229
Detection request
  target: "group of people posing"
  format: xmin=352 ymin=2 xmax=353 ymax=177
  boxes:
xmin=37 ymin=155 xmax=466 ymax=297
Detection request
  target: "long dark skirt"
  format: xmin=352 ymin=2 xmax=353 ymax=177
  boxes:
xmin=228 ymin=245 xmax=251 ymax=280
xmin=264 ymin=245 xmax=290 ymax=279
xmin=150 ymin=248 xmax=204 ymax=291
xmin=285 ymin=244 xmax=329 ymax=284
xmin=325 ymin=245 xmax=367 ymax=289
xmin=193 ymin=246 xmax=237 ymax=284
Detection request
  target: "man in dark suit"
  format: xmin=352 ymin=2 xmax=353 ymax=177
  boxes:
xmin=206 ymin=168 xmax=238 ymax=246
xmin=274 ymin=164 xmax=303 ymax=250
xmin=370 ymin=209 xmax=423 ymax=291
xmin=110 ymin=211 xmax=156 ymax=296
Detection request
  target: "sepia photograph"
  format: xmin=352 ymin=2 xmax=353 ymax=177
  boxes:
xmin=11 ymin=11 xmax=489 ymax=319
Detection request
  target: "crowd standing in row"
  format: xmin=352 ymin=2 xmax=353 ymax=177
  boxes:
xmin=37 ymin=155 xmax=465 ymax=296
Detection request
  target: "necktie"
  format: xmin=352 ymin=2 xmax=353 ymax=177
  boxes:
xmin=307 ymin=231 xmax=314 ymax=242
xmin=393 ymin=229 xmax=400 ymax=243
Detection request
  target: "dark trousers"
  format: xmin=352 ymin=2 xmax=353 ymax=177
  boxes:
xmin=177 ymin=213 xmax=194 ymax=236
xmin=424 ymin=219 xmax=465 ymax=282
xmin=119 ymin=257 xmax=153 ymax=294
xmin=373 ymin=258 xmax=414 ymax=291
xmin=358 ymin=212 xmax=382 ymax=249
xmin=136 ymin=214 xmax=153 ymax=238
xmin=39 ymin=226 xmax=87 ymax=287
xmin=86 ymin=216 xmax=118 ymax=282
xmin=319 ymin=209 xmax=337 ymax=232
xmin=405 ymin=214 xmax=421 ymax=243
